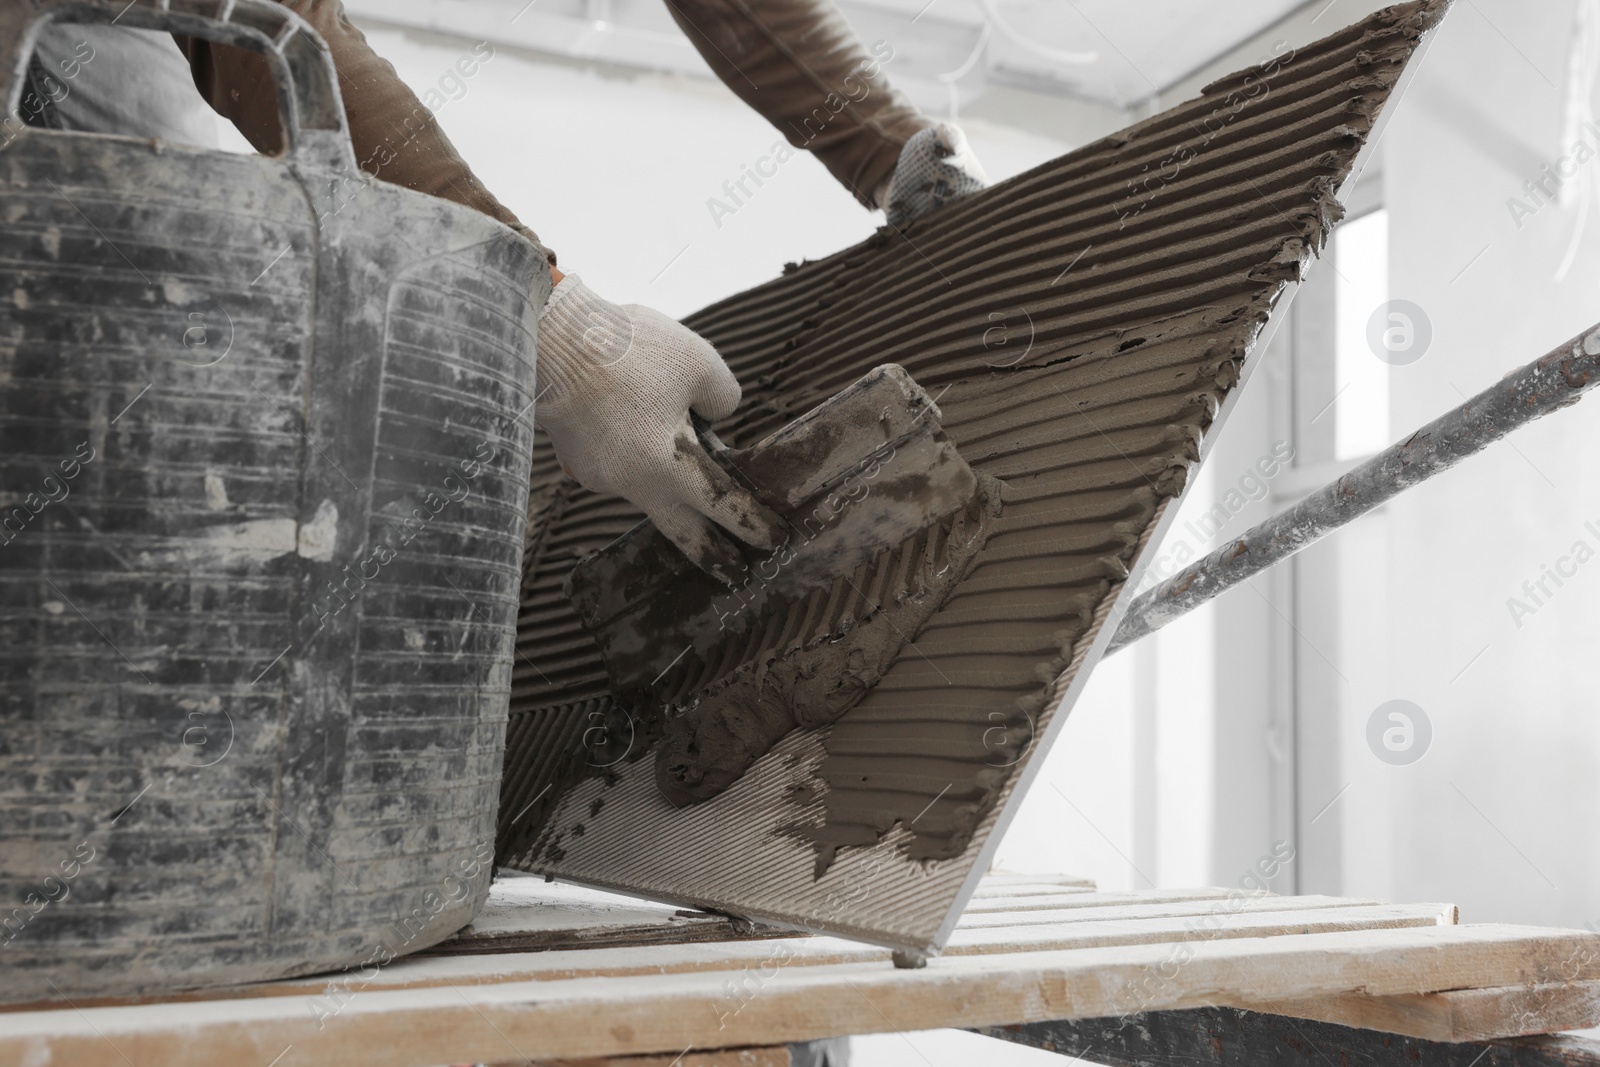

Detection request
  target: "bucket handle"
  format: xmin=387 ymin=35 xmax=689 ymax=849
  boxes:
xmin=2 ymin=0 xmax=358 ymax=173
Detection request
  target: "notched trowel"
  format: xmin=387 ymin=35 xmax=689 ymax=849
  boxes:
xmin=566 ymin=364 xmax=997 ymax=802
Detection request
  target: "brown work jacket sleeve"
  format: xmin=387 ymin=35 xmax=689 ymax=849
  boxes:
xmin=176 ymin=1 xmax=553 ymax=264
xmin=662 ymin=0 xmax=925 ymax=206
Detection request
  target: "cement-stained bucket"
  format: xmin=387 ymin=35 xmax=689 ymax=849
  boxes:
xmin=0 ymin=0 xmax=546 ymax=1001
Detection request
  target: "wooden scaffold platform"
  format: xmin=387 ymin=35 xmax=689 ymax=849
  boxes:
xmin=6 ymin=871 xmax=1600 ymax=1067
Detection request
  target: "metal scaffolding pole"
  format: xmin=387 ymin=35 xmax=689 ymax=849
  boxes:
xmin=1107 ymin=322 xmax=1600 ymax=655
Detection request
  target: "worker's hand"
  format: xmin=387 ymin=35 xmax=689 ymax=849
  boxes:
xmin=535 ymin=275 xmax=786 ymax=584
xmin=879 ymin=122 xmax=989 ymax=229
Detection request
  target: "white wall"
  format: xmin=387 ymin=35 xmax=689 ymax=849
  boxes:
xmin=1058 ymin=0 xmax=1600 ymax=932
xmin=359 ymin=24 xmax=1067 ymax=319
xmin=1364 ymin=0 xmax=1600 ymax=928
xmin=1137 ymin=0 xmax=1600 ymax=930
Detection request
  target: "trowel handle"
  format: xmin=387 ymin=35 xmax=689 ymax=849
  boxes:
xmin=689 ymin=412 xmax=786 ymax=512
xmin=1 ymin=0 xmax=358 ymax=174
xmin=691 ymin=412 xmax=732 ymax=457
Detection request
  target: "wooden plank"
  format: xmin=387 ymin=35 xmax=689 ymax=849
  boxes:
xmin=464 ymin=877 xmax=704 ymax=930
xmin=458 ymin=881 xmax=1378 ymax=945
xmin=4 ymin=925 xmax=1596 ymax=1066
xmin=86 ymin=902 xmax=1460 ymax=1008
xmin=1229 ymin=982 xmax=1600 ymax=1043
xmin=963 ymin=888 xmax=1214 ymax=913
xmin=955 ymin=893 xmax=1399 ymax=929
xmin=512 ymin=1047 xmax=792 ymax=1067
xmin=429 ymin=921 xmax=793 ymax=956
xmin=946 ymin=902 xmax=1455 ymax=953
xmin=0 ymin=897 xmax=1454 ymax=1018
xmin=977 ymin=871 xmax=1097 ymax=885
xmin=964 ymin=889 xmax=1102 ymax=910
xmin=0 ymin=902 xmax=1457 ymax=1014
xmin=432 ymin=878 xmax=790 ymax=956
xmin=439 ymin=884 xmax=1417 ymax=960
xmin=970 ymin=874 xmax=1099 ymax=896
xmin=501 ymin=1037 xmax=846 ymax=1066
xmin=441 ymin=874 xmax=1116 ymax=954
xmin=980 ymin=1006 xmax=1600 ymax=1066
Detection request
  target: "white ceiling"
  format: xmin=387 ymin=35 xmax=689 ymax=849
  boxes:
xmin=865 ymin=0 xmax=1312 ymax=103
xmin=346 ymin=0 xmax=1317 ymax=108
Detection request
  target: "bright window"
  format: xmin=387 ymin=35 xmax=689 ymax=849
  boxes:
xmin=1333 ymin=208 xmax=1391 ymax=460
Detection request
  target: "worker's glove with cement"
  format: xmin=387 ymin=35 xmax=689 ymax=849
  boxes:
xmin=879 ymin=122 xmax=989 ymax=229
xmin=536 ymin=275 xmax=786 ymax=584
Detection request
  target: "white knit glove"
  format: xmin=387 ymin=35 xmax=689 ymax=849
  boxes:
xmin=877 ymin=122 xmax=989 ymax=228
xmin=535 ymin=275 xmax=785 ymax=583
